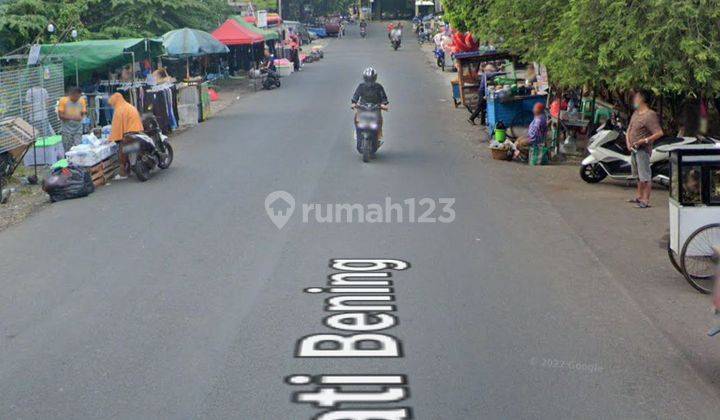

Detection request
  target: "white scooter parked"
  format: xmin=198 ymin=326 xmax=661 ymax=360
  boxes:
xmin=580 ymin=115 xmax=696 ymax=185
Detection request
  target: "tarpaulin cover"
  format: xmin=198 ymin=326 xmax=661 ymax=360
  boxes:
xmin=231 ymin=16 xmax=280 ymax=41
xmin=39 ymin=38 xmax=164 ymax=80
xmin=244 ymin=13 xmax=282 ymax=26
xmin=212 ymin=19 xmax=265 ymax=46
xmin=162 ymin=28 xmax=229 ymax=57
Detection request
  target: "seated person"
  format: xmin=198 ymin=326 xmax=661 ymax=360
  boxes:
xmin=514 ymin=103 xmax=548 ymax=160
xmin=151 ymin=67 xmax=176 ymax=84
xmin=260 ymin=48 xmax=276 ymax=73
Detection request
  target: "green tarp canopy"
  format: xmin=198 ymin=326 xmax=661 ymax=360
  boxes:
xmin=39 ymin=38 xmax=164 ymax=82
xmin=231 ymin=16 xmax=280 ymax=41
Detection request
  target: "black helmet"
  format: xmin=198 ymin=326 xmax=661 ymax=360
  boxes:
xmin=362 ymin=67 xmax=377 ymax=83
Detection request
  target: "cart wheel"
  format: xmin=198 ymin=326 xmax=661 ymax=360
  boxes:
xmin=680 ymin=223 xmax=720 ymax=294
xmin=667 ymin=244 xmax=682 ymax=274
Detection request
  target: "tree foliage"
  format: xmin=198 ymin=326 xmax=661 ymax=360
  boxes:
xmin=0 ymin=0 xmax=232 ymax=54
xmin=441 ymin=0 xmax=720 ymax=99
xmin=281 ymin=0 xmax=357 ymax=20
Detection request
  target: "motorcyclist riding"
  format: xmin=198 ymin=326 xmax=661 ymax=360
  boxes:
xmin=351 ymin=67 xmax=389 ymax=150
xmin=390 ymin=26 xmax=402 ymax=48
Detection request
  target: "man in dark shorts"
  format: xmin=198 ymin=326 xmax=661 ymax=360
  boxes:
xmin=626 ymin=89 xmax=664 ymax=208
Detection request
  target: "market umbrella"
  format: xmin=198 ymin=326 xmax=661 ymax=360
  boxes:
xmin=162 ymin=28 xmax=230 ymax=78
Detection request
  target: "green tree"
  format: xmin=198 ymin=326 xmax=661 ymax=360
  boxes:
xmin=0 ymin=0 xmax=57 ymax=53
xmin=441 ymin=0 xmax=720 ymax=126
xmin=0 ymin=0 xmax=233 ymax=54
xmin=89 ymin=0 xmax=232 ymax=38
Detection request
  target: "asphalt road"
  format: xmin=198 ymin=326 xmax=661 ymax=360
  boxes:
xmin=2 ymin=24 xmax=720 ymax=419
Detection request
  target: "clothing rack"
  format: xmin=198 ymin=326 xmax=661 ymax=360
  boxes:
xmin=83 ymin=80 xmax=179 ymax=133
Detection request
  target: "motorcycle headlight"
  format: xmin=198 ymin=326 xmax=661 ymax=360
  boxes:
xmin=357 ymin=120 xmax=378 ymax=129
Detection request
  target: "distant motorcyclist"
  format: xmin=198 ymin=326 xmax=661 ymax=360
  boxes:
xmin=351 ymin=67 xmax=389 ymax=140
xmin=386 ymin=22 xmax=395 ymax=38
xmin=359 ymin=19 xmax=367 ymax=30
xmin=390 ymin=26 xmax=402 ymax=49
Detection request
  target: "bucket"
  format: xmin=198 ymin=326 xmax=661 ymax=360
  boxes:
xmin=494 ymin=128 xmax=506 ymax=143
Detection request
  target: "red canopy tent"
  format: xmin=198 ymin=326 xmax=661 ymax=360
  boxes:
xmin=212 ymin=19 xmax=265 ymax=45
xmin=244 ymin=13 xmax=282 ymax=26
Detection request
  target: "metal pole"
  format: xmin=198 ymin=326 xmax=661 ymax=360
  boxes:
xmin=278 ymin=0 xmax=282 ymax=19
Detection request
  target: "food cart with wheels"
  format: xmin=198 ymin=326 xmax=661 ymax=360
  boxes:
xmin=665 ymin=144 xmax=720 ymax=294
xmin=486 ymin=93 xmax=547 ymax=137
xmin=451 ymin=50 xmax=514 ymax=111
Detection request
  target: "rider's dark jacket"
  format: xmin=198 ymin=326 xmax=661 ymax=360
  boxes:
xmin=351 ymin=82 xmax=389 ymax=106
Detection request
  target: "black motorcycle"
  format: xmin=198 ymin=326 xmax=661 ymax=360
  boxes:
xmin=122 ymin=115 xmax=174 ymax=182
xmin=391 ymin=38 xmax=401 ymax=50
xmin=262 ymin=68 xmax=281 ymax=90
xmin=354 ymin=102 xmax=384 ymax=162
xmin=360 ymin=26 xmax=367 ymax=38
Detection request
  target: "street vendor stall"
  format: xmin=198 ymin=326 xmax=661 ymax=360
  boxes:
xmin=232 ymin=16 xmax=280 ymax=44
xmin=161 ymin=28 xmax=228 ymax=127
xmin=486 ymin=94 xmax=547 ymax=136
xmin=451 ymin=50 xmax=514 ymax=111
xmin=39 ymin=38 xmax=164 ymax=86
xmin=664 ymin=144 xmax=720 ymax=294
xmin=212 ymin=19 xmax=265 ymax=73
xmin=162 ymin=28 xmax=229 ymax=79
xmin=483 ymin=61 xmax=548 ymax=137
xmin=230 ymin=16 xmax=281 ymax=59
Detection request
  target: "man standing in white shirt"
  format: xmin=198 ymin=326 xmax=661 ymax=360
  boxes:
xmin=25 ymin=86 xmax=55 ymax=138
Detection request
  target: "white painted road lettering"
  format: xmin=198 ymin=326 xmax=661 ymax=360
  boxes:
xmin=287 ymin=258 xmax=414 ymax=419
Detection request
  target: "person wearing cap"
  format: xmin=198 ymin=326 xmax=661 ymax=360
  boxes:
xmin=514 ymin=102 xmax=548 ymax=160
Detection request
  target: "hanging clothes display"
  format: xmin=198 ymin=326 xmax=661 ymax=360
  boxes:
xmin=83 ymin=81 xmax=179 ymax=134
xmin=145 ymin=83 xmax=178 ymax=134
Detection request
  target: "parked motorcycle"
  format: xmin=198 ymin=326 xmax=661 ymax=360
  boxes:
xmin=122 ymin=115 xmax=174 ymax=182
xmin=434 ymin=47 xmax=446 ymax=71
xmin=354 ymin=102 xmax=386 ymax=163
xmin=262 ymin=69 xmax=281 ymax=90
xmin=580 ymin=115 xmax=697 ymax=186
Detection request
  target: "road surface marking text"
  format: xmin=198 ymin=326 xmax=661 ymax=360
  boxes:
xmin=287 ymin=258 xmax=413 ymax=419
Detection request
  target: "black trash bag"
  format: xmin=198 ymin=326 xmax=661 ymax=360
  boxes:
xmin=0 ymin=152 xmax=15 ymax=178
xmin=42 ymin=165 xmax=95 ymax=202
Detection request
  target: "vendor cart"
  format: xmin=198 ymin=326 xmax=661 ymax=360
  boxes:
xmin=451 ymin=50 xmax=514 ymax=112
xmin=0 ymin=117 xmax=37 ymax=196
xmin=486 ymin=93 xmax=547 ymax=137
xmin=665 ymin=144 xmax=720 ymax=294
